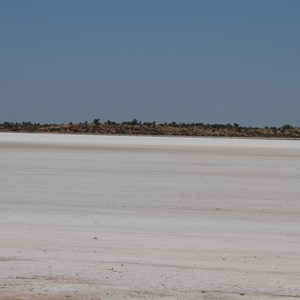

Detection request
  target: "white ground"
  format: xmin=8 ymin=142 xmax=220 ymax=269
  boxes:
xmin=0 ymin=133 xmax=299 ymax=300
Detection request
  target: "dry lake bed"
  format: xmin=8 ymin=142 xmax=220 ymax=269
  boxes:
xmin=0 ymin=133 xmax=299 ymax=300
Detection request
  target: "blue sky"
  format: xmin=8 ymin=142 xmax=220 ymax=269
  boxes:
xmin=0 ymin=0 xmax=299 ymax=126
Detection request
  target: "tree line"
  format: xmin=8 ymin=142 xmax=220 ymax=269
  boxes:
xmin=0 ymin=119 xmax=295 ymax=131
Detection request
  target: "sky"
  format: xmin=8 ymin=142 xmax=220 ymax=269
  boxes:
xmin=0 ymin=0 xmax=299 ymax=127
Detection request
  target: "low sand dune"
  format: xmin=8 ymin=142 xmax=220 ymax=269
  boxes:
xmin=0 ymin=133 xmax=299 ymax=299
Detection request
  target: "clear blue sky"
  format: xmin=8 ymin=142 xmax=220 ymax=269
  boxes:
xmin=1 ymin=0 xmax=299 ymax=126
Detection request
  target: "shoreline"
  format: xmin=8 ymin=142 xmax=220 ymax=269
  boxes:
xmin=1 ymin=130 xmax=300 ymax=141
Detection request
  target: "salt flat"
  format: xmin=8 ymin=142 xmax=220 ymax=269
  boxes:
xmin=0 ymin=133 xmax=299 ymax=300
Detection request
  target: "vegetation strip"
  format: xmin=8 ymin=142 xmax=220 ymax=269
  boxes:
xmin=1 ymin=120 xmax=299 ymax=139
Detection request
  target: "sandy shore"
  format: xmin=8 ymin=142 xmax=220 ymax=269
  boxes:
xmin=0 ymin=133 xmax=299 ymax=299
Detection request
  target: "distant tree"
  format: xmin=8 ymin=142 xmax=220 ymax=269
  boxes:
xmin=93 ymin=118 xmax=100 ymax=125
xmin=282 ymin=124 xmax=293 ymax=130
xmin=131 ymin=119 xmax=138 ymax=125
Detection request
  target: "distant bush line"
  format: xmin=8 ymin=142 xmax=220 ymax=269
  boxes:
xmin=0 ymin=120 xmax=299 ymax=139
